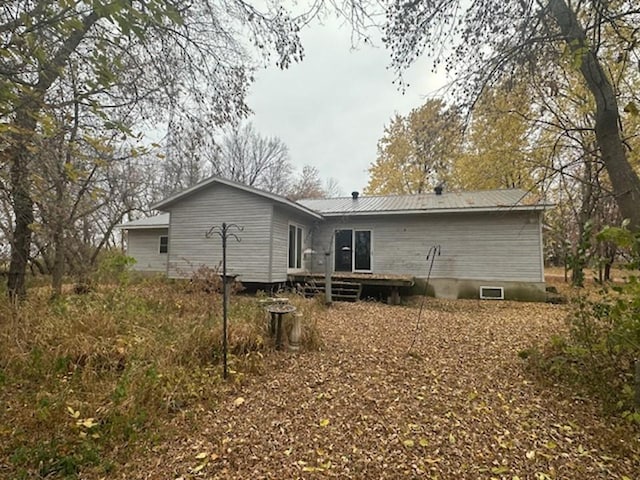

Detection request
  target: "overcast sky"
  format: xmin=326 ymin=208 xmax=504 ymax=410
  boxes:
xmin=247 ymin=18 xmax=448 ymax=196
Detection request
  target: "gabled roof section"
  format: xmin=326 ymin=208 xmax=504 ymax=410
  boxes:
xmin=117 ymin=213 xmax=170 ymax=229
xmin=151 ymin=175 xmax=323 ymax=220
xmin=298 ymin=189 xmax=552 ymax=216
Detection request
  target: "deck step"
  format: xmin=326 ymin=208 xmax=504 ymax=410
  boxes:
xmin=303 ymin=281 xmax=362 ymax=302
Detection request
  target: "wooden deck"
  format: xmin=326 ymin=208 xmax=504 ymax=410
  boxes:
xmin=288 ymin=272 xmax=415 ymax=287
xmin=287 ymin=272 xmax=414 ymax=303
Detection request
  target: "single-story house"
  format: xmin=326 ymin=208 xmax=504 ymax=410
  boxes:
xmin=119 ymin=176 xmax=552 ymax=301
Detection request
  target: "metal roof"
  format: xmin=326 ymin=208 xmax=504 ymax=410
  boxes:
xmin=117 ymin=213 xmax=170 ymax=229
xmin=151 ymin=175 xmax=323 ymax=220
xmin=298 ymin=189 xmax=551 ymax=216
xmin=119 ymin=188 xmax=550 ymax=231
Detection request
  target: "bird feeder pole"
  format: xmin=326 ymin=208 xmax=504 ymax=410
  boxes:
xmin=205 ymin=222 xmax=243 ymax=379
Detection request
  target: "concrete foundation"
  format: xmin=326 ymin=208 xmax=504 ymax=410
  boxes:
xmin=412 ymin=277 xmax=547 ymax=302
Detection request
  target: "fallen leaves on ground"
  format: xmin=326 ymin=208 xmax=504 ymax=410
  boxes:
xmin=126 ymin=299 xmax=639 ymax=479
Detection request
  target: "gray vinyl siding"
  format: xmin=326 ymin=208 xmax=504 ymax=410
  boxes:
xmin=310 ymin=211 xmax=544 ymax=282
xmin=127 ymin=228 xmax=169 ymax=272
xmin=271 ymin=207 xmax=315 ymax=281
xmin=166 ymin=184 xmax=273 ymax=282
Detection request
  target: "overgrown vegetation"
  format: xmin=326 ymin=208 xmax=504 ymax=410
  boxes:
xmin=0 ymin=267 xmax=323 ymax=479
xmin=525 ymin=225 xmax=640 ymax=421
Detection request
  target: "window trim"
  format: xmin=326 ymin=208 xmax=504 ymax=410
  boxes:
xmin=333 ymin=228 xmax=353 ymax=272
xmin=159 ymin=235 xmax=169 ymax=254
xmin=333 ymin=228 xmax=373 ymax=273
xmin=353 ymin=229 xmax=373 ymax=273
xmin=480 ymin=286 xmax=504 ymax=300
xmin=287 ymin=223 xmax=305 ymax=272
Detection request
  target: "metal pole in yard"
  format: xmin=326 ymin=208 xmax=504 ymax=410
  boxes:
xmin=324 ymin=251 xmax=332 ymax=305
xmin=206 ymin=222 xmax=243 ymax=380
xmin=222 ymin=223 xmax=228 ymax=380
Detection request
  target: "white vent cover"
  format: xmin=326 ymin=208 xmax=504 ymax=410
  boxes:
xmin=480 ymin=286 xmax=504 ymax=300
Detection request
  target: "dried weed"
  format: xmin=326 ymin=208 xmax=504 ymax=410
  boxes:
xmin=133 ymin=300 xmax=639 ymax=480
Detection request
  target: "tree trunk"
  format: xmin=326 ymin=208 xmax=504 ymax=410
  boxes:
xmin=7 ymin=109 xmax=37 ymax=300
xmin=549 ymin=0 xmax=640 ymax=231
xmin=4 ymin=10 xmax=100 ymax=299
xmin=8 ymin=177 xmax=34 ymax=300
xmin=51 ymin=219 xmax=65 ymax=298
xmin=51 ymin=168 xmax=67 ymax=295
xmin=604 ymin=261 xmax=612 ymax=282
xmin=571 ymin=159 xmax=595 ymax=287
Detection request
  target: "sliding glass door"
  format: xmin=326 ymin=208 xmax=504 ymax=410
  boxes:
xmin=334 ymin=229 xmax=372 ymax=272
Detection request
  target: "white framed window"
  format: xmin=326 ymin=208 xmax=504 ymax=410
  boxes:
xmin=334 ymin=228 xmax=373 ymax=273
xmin=288 ymin=224 xmax=304 ymax=271
xmin=354 ymin=229 xmax=372 ymax=272
xmin=159 ymin=235 xmax=169 ymax=254
xmin=480 ymin=286 xmax=504 ymax=300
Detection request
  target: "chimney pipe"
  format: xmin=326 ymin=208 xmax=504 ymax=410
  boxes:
xmin=351 ymin=191 xmax=359 ymax=200
xmin=434 ymin=184 xmax=444 ymax=195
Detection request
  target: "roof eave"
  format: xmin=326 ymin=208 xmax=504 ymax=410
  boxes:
xmin=151 ymin=176 xmax=323 ymax=220
xmin=150 ymin=177 xmax=220 ymax=210
xmin=278 ymin=203 xmax=324 ymax=220
xmin=318 ymin=205 xmax=553 ymax=216
xmin=116 ymin=223 xmax=170 ymax=230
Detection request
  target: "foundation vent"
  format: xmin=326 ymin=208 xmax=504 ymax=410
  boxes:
xmin=479 ymin=286 xmax=504 ymax=300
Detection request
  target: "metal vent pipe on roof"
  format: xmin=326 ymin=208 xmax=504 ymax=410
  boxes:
xmin=351 ymin=191 xmax=359 ymax=200
xmin=434 ymin=184 xmax=444 ymax=195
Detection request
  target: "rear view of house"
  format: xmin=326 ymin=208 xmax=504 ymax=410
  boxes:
xmin=119 ymin=176 xmax=551 ymax=301
xmin=299 ymin=189 xmax=548 ymax=301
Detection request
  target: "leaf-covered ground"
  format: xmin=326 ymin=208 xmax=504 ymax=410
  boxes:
xmin=130 ymin=300 xmax=639 ymax=479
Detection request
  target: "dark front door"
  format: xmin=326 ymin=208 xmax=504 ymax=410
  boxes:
xmin=334 ymin=229 xmax=353 ymax=272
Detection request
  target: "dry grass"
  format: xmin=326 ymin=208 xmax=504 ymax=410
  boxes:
xmin=2 ymin=282 xmax=638 ymax=479
xmin=0 ymin=282 xmax=322 ymax=479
